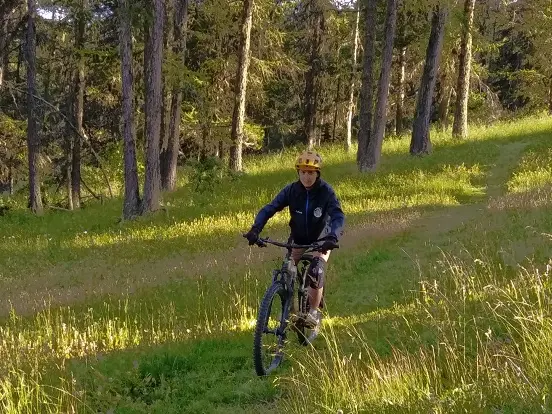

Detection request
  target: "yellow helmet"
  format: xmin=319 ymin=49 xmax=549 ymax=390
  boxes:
xmin=295 ymin=150 xmax=322 ymax=171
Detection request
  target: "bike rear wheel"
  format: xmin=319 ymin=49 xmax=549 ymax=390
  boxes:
xmin=253 ymin=281 xmax=289 ymax=376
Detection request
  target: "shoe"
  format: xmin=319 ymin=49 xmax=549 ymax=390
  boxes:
xmin=303 ymin=310 xmax=320 ymax=329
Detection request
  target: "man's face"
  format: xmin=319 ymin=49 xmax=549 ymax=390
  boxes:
xmin=298 ymin=168 xmax=317 ymax=188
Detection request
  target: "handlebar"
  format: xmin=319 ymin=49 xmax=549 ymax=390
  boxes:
xmin=244 ymin=235 xmax=339 ymax=251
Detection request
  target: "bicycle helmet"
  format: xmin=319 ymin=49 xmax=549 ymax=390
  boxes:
xmin=295 ymin=150 xmax=322 ymax=171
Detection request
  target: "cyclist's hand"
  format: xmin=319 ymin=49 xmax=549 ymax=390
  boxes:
xmin=243 ymin=227 xmax=260 ymax=246
xmin=317 ymin=235 xmax=339 ymax=252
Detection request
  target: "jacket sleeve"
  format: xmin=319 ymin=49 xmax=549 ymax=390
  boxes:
xmin=252 ymin=184 xmax=291 ymax=232
xmin=327 ymin=188 xmax=345 ymax=241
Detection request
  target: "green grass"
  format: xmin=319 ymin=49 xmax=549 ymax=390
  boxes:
xmin=1 ymin=116 xmax=552 ymax=413
xmin=508 ymin=140 xmax=552 ymax=193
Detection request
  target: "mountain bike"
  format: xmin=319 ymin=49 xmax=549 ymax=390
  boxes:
xmin=251 ymin=237 xmax=338 ymax=376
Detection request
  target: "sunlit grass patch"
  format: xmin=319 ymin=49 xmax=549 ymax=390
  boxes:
xmin=0 ymin=368 xmax=84 ymax=414
xmin=0 ymin=269 xmax=261 ymax=363
xmin=508 ymin=145 xmax=552 ymax=193
xmin=336 ymin=163 xmax=485 ymax=215
xmin=486 ymin=133 xmax=552 ymax=210
xmin=321 ymin=302 xmax=417 ymax=330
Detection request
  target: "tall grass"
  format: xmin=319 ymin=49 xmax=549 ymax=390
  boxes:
xmin=284 ymin=251 xmax=552 ymax=413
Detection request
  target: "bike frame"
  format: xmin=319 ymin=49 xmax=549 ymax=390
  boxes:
xmin=258 ymin=238 xmax=321 ymax=330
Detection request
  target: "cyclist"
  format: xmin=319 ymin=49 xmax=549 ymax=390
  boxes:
xmin=244 ymin=150 xmax=345 ymax=328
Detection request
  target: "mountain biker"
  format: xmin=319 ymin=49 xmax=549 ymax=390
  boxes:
xmin=244 ymin=150 xmax=345 ymax=328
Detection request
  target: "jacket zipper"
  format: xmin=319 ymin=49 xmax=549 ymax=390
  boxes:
xmin=305 ymin=190 xmax=309 ymax=239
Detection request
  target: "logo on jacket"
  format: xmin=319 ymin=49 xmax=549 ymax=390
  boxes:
xmin=313 ymin=207 xmax=322 ymax=218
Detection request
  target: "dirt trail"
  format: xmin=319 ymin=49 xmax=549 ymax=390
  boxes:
xmin=0 ymin=142 xmax=530 ymax=317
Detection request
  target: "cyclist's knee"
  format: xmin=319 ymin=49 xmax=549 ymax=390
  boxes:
xmin=307 ymin=257 xmax=327 ymax=289
xmin=315 ymin=250 xmax=331 ymax=262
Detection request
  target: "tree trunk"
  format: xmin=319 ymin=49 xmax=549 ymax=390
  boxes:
xmin=363 ymin=0 xmax=398 ymax=172
xmin=161 ymin=0 xmax=189 ymax=191
xmin=71 ymin=0 xmax=87 ymax=209
xmin=8 ymin=165 xmax=13 ymax=195
xmin=304 ymin=2 xmax=324 ymax=149
xmin=159 ymin=87 xmax=170 ymax=152
xmin=119 ymin=0 xmax=140 ymax=219
xmin=64 ymin=110 xmax=74 ymax=210
xmin=395 ymin=46 xmax=406 ymax=135
xmin=66 ymin=151 xmax=73 ymax=210
xmin=201 ymin=124 xmax=209 ymax=160
xmin=25 ymin=0 xmax=43 ymax=214
xmin=229 ymin=0 xmax=254 ymax=172
xmin=0 ymin=14 xmax=7 ymax=86
xmin=159 ymin=0 xmax=173 ymax=156
xmin=410 ymin=7 xmax=448 ymax=156
xmin=141 ymin=0 xmax=165 ymax=214
xmin=159 ymin=90 xmax=175 ymax=188
xmin=549 ymin=76 xmax=552 ymax=115
xmin=346 ymin=3 xmax=360 ymax=151
xmin=356 ymin=0 xmax=377 ymax=168
xmin=452 ymin=0 xmax=475 ymax=139
xmin=332 ymin=73 xmax=341 ymax=141
xmin=16 ymin=43 xmax=22 ymax=83
xmin=437 ymin=70 xmax=453 ymax=130
xmin=0 ymin=0 xmax=19 ymax=87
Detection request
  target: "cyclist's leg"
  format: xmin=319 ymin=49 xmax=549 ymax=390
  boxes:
xmin=291 ymin=248 xmax=306 ymax=265
xmin=307 ymin=250 xmax=330 ymax=312
xmin=288 ymin=248 xmax=306 ymax=317
xmin=307 ymin=216 xmax=333 ymax=314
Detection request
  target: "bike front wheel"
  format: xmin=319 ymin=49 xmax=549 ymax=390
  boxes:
xmin=253 ymin=281 xmax=289 ymax=376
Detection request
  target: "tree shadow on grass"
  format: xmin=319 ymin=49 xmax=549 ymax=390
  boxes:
xmin=66 ymin=330 xmax=288 ymax=414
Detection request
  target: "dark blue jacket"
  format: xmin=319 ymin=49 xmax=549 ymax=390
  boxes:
xmin=252 ymin=178 xmax=345 ymax=244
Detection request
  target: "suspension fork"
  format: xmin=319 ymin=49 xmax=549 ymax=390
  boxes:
xmin=281 ymin=270 xmax=296 ymax=327
xmin=297 ymin=266 xmax=310 ymax=313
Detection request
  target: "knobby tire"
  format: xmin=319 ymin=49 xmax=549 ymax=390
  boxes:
xmin=253 ymin=281 xmax=288 ymax=376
